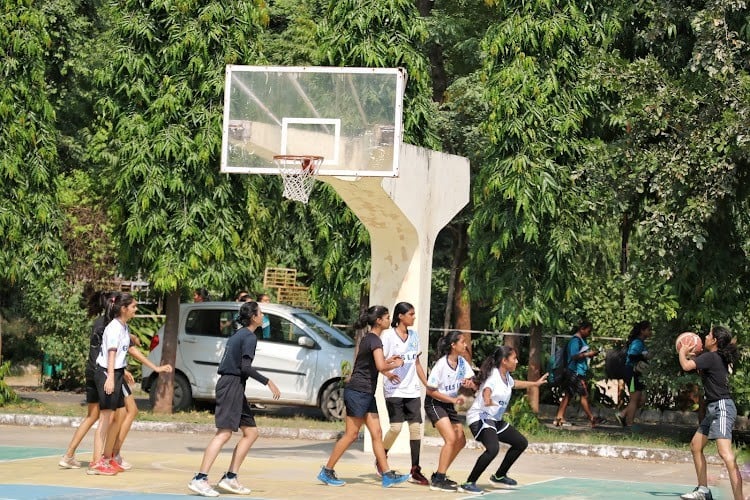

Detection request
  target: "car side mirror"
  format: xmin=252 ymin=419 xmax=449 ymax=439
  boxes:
xmin=298 ymin=336 xmax=316 ymax=348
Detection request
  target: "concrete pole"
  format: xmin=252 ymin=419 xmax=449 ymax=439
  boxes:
xmin=324 ymin=144 xmax=470 ymax=454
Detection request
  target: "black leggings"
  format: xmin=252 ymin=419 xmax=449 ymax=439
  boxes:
xmin=466 ymin=420 xmax=528 ymax=483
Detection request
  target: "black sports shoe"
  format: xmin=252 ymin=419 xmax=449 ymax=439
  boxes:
xmin=430 ymin=477 xmax=457 ymax=492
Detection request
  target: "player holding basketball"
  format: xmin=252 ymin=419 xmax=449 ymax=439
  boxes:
xmin=679 ymin=326 xmax=744 ymax=500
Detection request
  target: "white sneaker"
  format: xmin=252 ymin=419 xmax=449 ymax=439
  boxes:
xmin=58 ymin=455 xmax=81 ymax=469
xmin=114 ymin=454 xmax=132 ymax=471
xmin=217 ymin=476 xmax=252 ymax=494
xmin=680 ymin=488 xmax=713 ymax=500
xmin=188 ymin=478 xmax=220 ymax=497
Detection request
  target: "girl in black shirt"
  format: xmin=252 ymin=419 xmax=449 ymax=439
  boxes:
xmin=678 ymin=326 xmax=743 ymax=500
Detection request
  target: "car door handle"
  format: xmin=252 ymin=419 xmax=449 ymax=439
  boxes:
xmin=182 ymin=338 xmax=197 ymax=343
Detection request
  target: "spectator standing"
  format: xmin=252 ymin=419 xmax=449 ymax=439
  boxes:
xmin=553 ymin=321 xmax=605 ymax=427
xmin=615 ymin=320 xmax=652 ymax=428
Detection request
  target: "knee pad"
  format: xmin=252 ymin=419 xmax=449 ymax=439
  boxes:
xmin=389 ymin=422 xmax=403 ymax=435
xmin=408 ymin=421 xmax=422 ymax=440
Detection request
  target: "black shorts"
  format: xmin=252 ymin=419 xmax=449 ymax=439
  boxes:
xmin=344 ymin=388 xmax=378 ymax=418
xmin=385 ymin=397 xmax=423 ymax=424
xmin=214 ymin=375 xmax=255 ymax=431
xmin=624 ymin=365 xmax=645 ymax=392
xmin=564 ymin=372 xmax=589 ymax=397
xmin=424 ymin=396 xmax=460 ymax=425
xmin=94 ymin=367 xmax=125 ymax=411
xmin=85 ymin=374 xmax=99 ymax=405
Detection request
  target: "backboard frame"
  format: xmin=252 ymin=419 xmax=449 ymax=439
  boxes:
xmin=220 ymin=65 xmax=406 ymax=178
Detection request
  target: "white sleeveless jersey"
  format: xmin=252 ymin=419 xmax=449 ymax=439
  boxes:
xmin=381 ymin=327 xmax=422 ymax=398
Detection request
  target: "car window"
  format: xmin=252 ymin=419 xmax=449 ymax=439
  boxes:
xmin=265 ymin=314 xmax=306 ymax=346
xmin=293 ymin=312 xmax=354 ymax=348
xmin=185 ymin=309 xmax=236 ymax=338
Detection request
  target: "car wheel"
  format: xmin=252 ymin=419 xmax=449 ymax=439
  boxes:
xmin=172 ymin=373 xmax=193 ymax=411
xmin=320 ymin=382 xmax=345 ymax=421
xmin=147 ymin=373 xmax=193 ymax=412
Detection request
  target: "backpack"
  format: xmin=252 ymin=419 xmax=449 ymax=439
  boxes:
xmin=605 ymin=345 xmax=628 ymax=380
xmin=548 ymin=341 xmax=570 ymax=386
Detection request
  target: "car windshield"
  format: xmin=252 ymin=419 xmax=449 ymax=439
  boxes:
xmin=293 ymin=312 xmax=354 ymax=348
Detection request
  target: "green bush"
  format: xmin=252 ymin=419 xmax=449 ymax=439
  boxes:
xmin=23 ymin=278 xmax=89 ymax=390
xmin=0 ymin=361 xmax=19 ymax=405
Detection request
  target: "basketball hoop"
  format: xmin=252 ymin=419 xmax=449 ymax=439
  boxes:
xmin=273 ymin=155 xmax=324 ymax=203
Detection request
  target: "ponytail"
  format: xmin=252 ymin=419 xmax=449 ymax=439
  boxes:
xmin=391 ymin=302 xmax=414 ymax=328
xmin=437 ymin=330 xmax=463 ymax=358
xmin=712 ymin=325 xmax=740 ymax=368
xmin=474 ymin=345 xmax=515 ymax=388
xmin=237 ymin=301 xmax=260 ymax=327
xmin=354 ymin=305 xmax=389 ymax=330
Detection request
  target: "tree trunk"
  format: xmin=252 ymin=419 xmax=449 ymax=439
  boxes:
xmin=153 ymin=290 xmax=180 ymax=414
xmin=527 ymin=322 xmax=542 ymax=413
xmin=454 ymin=273 xmax=472 ymax=364
xmin=443 ymin=224 xmax=465 ymax=331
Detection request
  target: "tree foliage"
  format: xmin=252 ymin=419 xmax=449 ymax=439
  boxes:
xmin=0 ymin=0 xmax=67 ymax=284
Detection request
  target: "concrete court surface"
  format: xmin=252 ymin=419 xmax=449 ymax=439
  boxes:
xmin=0 ymin=423 xmax=739 ymax=500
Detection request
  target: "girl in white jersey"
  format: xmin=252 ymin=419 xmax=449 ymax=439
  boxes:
xmin=379 ymin=302 xmax=429 ymax=485
xmin=459 ymin=346 xmax=548 ymax=494
xmin=424 ymin=330 xmax=477 ymax=492
xmin=89 ymin=293 xmax=172 ymax=475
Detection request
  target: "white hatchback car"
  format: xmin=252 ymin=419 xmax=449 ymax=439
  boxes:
xmin=141 ymin=301 xmax=353 ymax=420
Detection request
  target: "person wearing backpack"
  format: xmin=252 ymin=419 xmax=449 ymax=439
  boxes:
xmin=615 ymin=321 xmax=652 ymax=428
xmin=553 ymin=321 xmax=605 ymax=427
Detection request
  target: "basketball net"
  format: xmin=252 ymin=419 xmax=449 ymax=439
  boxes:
xmin=273 ymin=155 xmax=324 ymax=204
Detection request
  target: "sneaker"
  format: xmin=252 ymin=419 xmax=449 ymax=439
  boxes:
xmin=590 ymin=416 xmax=607 ymax=428
xmin=114 ymin=454 xmax=132 ymax=471
xmin=615 ymin=413 xmax=625 ymax=427
xmin=680 ymin=487 xmax=713 ymax=500
xmin=217 ymin=475 xmax=252 ymax=494
xmin=489 ymin=474 xmax=517 ymax=488
xmin=409 ymin=465 xmax=429 ymax=485
xmin=59 ymin=455 xmax=81 ymax=469
xmin=317 ymin=466 xmax=346 ymax=487
xmin=86 ymin=458 xmax=117 ymax=476
xmin=375 ymin=458 xmax=384 ymax=477
xmin=382 ymin=470 xmax=410 ymax=488
xmin=188 ymin=477 xmax=220 ymax=497
xmin=459 ymin=482 xmax=484 ymax=495
xmin=108 ymin=458 xmax=126 ymax=473
xmin=430 ymin=476 xmax=458 ymax=492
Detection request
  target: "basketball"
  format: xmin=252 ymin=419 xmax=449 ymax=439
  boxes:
xmin=675 ymin=332 xmax=703 ymax=354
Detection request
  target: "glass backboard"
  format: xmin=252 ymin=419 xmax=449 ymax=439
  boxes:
xmin=221 ymin=66 xmax=406 ymax=177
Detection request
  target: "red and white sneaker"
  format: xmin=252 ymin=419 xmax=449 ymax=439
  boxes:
xmin=114 ymin=454 xmax=132 ymax=471
xmin=86 ymin=458 xmax=118 ymax=476
xmin=107 ymin=458 xmax=126 ymax=473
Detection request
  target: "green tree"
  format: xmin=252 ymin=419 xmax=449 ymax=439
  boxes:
xmin=0 ymin=0 xmax=67 ymax=285
xmin=93 ymin=0 xmax=271 ymax=412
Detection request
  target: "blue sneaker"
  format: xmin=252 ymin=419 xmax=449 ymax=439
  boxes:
xmin=489 ymin=474 xmax=517 ymax=488
xmin=382 ymin=470 xmax=410 ymax=488
xmin=317 ymin=466 xmax=345 ymax=486
xmin=459 ymin=482 xmax=484 ymax=495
